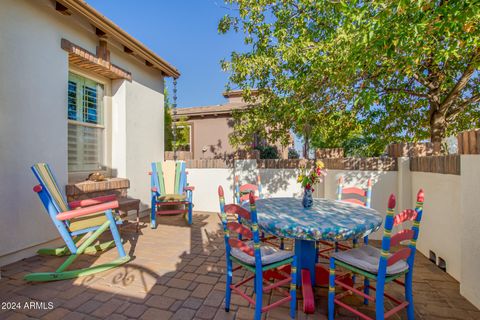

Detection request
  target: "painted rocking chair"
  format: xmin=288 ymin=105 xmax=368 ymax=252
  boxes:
xmin=150 ymin=161 xmax=194 ymax=228
xmin=25 ymin=163 xmax=130 ymax=282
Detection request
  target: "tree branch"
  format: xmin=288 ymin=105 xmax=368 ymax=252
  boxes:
xmin=446 ymin=94 xmax=480 ymax=120
xmin=440 ymin=48 xmax=480 ymax=112
xmin=383 ymin=87 xmax=429 ymax=99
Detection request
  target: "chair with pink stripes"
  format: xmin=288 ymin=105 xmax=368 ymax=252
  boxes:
xmin=328 ymin=190 xmax=425 ymax=320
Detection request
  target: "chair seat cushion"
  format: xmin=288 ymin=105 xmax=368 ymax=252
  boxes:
xmin=333 ymin=245 xmax=409 ymax=275
xmin=231 ymin=241 xmax=294 ymax=266
xmin=158 ymin=194 xmax=187 ymax=201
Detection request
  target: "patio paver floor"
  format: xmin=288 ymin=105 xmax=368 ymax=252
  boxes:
xmin=0 ymin=212 xmax=479 ymax=320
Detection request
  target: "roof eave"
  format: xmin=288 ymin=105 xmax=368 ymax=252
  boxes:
xmin=57 ymin=0 xmax=180 ymax=78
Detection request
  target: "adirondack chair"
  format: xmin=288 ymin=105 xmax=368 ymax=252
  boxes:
xmin=328 ymin=190 xmax=425 ymax=320
xmin=318 ymin=176 xmax=373 ymax=259
xmin=150 ymin=161 xmax=194 ymax=228
xmin=25 ymin=163 xmax=130 ymax=282
xmin=218 ymin=186 xmax=297 ymax=320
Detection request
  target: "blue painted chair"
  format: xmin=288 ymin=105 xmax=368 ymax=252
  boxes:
xmin=218 ymin=186 xmax=297 ymax=320
xmin=318 ymin=177 xmax=372 ymax=260
xmin=234 ymin=174 xmax=263 ymax=205
xmin=150 ymin=161 xmax=194 ymax=228
xmin=328 ymin=190 xmax=425 ymax=320
xmin=25 ymin=163 xmax=130 ymax=282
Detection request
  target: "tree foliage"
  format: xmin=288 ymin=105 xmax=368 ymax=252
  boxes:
xmin=164 ymin=84 xmax=190 ymax=152
xmin=219 ymin=0 xmax=480 ymax=155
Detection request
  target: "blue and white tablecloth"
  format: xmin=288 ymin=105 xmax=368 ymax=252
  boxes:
xmin=243 ymin=197 xmax=383 ymax=242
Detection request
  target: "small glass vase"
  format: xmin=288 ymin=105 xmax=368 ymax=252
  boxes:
xmin=302 ymin=188 xmax=313 ymax=208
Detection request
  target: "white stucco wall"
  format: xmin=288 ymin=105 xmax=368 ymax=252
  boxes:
xmin=0 ymin=0 xmax=165 ymax=264
xmin=411 ymin=171 xmax=462 ymax=281
xmin=459 ymin=156 xmax=480 ymax=309
xmin=124 ymin=79 xmax=164 ymax=208
xmin=187 ymin=169 xmax=235 ymax=212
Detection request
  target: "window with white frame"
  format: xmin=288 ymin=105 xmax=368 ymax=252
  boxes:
xmin=67 ymin=72 xmax=106 ymax=172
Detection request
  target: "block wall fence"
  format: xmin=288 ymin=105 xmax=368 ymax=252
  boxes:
xmin=185 ymin=154 xmax=479 ymax=310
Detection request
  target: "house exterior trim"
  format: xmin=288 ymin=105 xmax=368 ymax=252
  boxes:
xmin=56 ymin=0 xmax=180 ymax=78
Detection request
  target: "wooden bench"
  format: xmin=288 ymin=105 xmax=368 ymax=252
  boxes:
xmin=116 ymin=198 xmax=140 ymax=232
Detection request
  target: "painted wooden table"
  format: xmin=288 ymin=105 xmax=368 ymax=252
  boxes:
xmin=244 ymin=197 xmax=383 ymax=313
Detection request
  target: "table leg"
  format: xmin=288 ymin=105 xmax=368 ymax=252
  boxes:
xmin=294 ymin=239 xmax=316 ymax=314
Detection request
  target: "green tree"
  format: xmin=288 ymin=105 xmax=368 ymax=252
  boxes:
xmin=164 ymin=85 xmax=174 ymax=151
xmin=219 ymin=0 xmax=480 ymax=154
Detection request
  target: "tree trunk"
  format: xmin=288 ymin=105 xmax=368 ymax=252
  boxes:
xmin=430 ymin=109 xmax=447 ymax=146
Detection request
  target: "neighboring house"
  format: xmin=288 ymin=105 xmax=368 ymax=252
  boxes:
xmin=0 ymin=0 xmax=178 ymax=265
xmin=175 ymin=90 xmax=292 ymax=159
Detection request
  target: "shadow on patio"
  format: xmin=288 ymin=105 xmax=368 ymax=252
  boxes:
xmin=0 ymin=212 xmax=479 ymax=320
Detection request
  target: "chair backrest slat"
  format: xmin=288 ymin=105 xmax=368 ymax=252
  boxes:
xmin=394 ymin=209 xmax=418 ymax=226
xmin=341 ymin=187 xmax=366 ymax=197
xmin=239 ymin=183 xmax=259 ymax=193
xmin=228 ymin=222 xmax=253 ymax=239
xmin=224 ymin=204 xmax=251 ymax=220
xmin=235 ymin=175 xmax=263 ymax=204
xmin=387 ymin=247 xmax=411 ymax=266
xmin=342 ymin=198 xmax=366 ymax=206
xmin=337 ymin=176 xmax=372 ymax=208
xmin=390 ymin=229 xmax=415 ymax=247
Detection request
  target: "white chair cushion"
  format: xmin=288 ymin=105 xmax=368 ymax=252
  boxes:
xmin=231 ymin=241 xmax=294 ymax=266
xmin=333 ymin=245 xmax=409 ymax=275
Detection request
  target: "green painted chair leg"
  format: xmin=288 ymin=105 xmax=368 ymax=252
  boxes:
xmin=37 ymin=234 xmax=87 ymax=256
xmin=24 ymin=256 xmax=131 ymax=282
xmin=83 ymin=240 xmax=116 ymax=254
xmin=37 ymin=247 xmax=70 ymax=256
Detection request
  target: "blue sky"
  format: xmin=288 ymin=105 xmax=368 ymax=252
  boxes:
xmin=85 ymin=0 xmax=246 ymax=108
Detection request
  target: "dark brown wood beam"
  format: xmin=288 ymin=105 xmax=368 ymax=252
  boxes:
xmin=124 ymin=46 xmax=134 ymax=55
xmin=95 ymin=28 xmax=106 ymax=37
xmin=145 ymin=60 xmax=154 ymax=67
xmin=55 ymin=1 xmax=71 ymax=15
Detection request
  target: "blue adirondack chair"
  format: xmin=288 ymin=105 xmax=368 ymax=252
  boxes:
xmin=26 ymin=163 xmax=130 ymax=282
xmin=150 ymin=160 xmax=194 ymax=228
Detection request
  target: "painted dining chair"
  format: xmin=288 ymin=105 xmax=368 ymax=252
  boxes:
xmin=218 ymin=186 xmax=297 ymax=320
xmin=318 ymin=176 xmax=372 ymax=259
xmin=26 ymin=163 xmax=130 ymax=282
xmin=150 ymin=161 xmax=194 ymax=228
xmin=328 ymin=189 xmax=425 ymax=320
xmin=235 ymin=174 xmax=286 ymax=248
xmin=234 ymin=174 xmax=263 ymax=205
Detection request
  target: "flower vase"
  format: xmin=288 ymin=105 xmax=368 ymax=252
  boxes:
xmin=302 ymin=188 xmax=313 ymax=208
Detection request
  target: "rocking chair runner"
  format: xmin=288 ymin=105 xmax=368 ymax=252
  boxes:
xmin=150 ymin=161 xmax=194 ymax=228
xmin=25 ymin=163 xmax=130 ymax=282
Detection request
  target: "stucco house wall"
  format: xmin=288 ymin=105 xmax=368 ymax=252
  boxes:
xmin=190 ymin=116 xmax=235 ymax=159
xmin=0 ymin=0 xmax=168 ymax=265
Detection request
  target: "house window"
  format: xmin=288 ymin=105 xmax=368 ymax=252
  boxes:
xmin=67 ymin=72 xmax=106 ymax=172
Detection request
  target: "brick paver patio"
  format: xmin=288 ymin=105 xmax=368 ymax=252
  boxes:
xmin=1 ymin=212 xmax=479 ymax=320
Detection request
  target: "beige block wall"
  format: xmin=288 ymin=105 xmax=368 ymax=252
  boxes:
xmin=411 ymin=172 xmax=462 ymax=280
xmin=460 ymin=156 xmax=480 ymax=309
